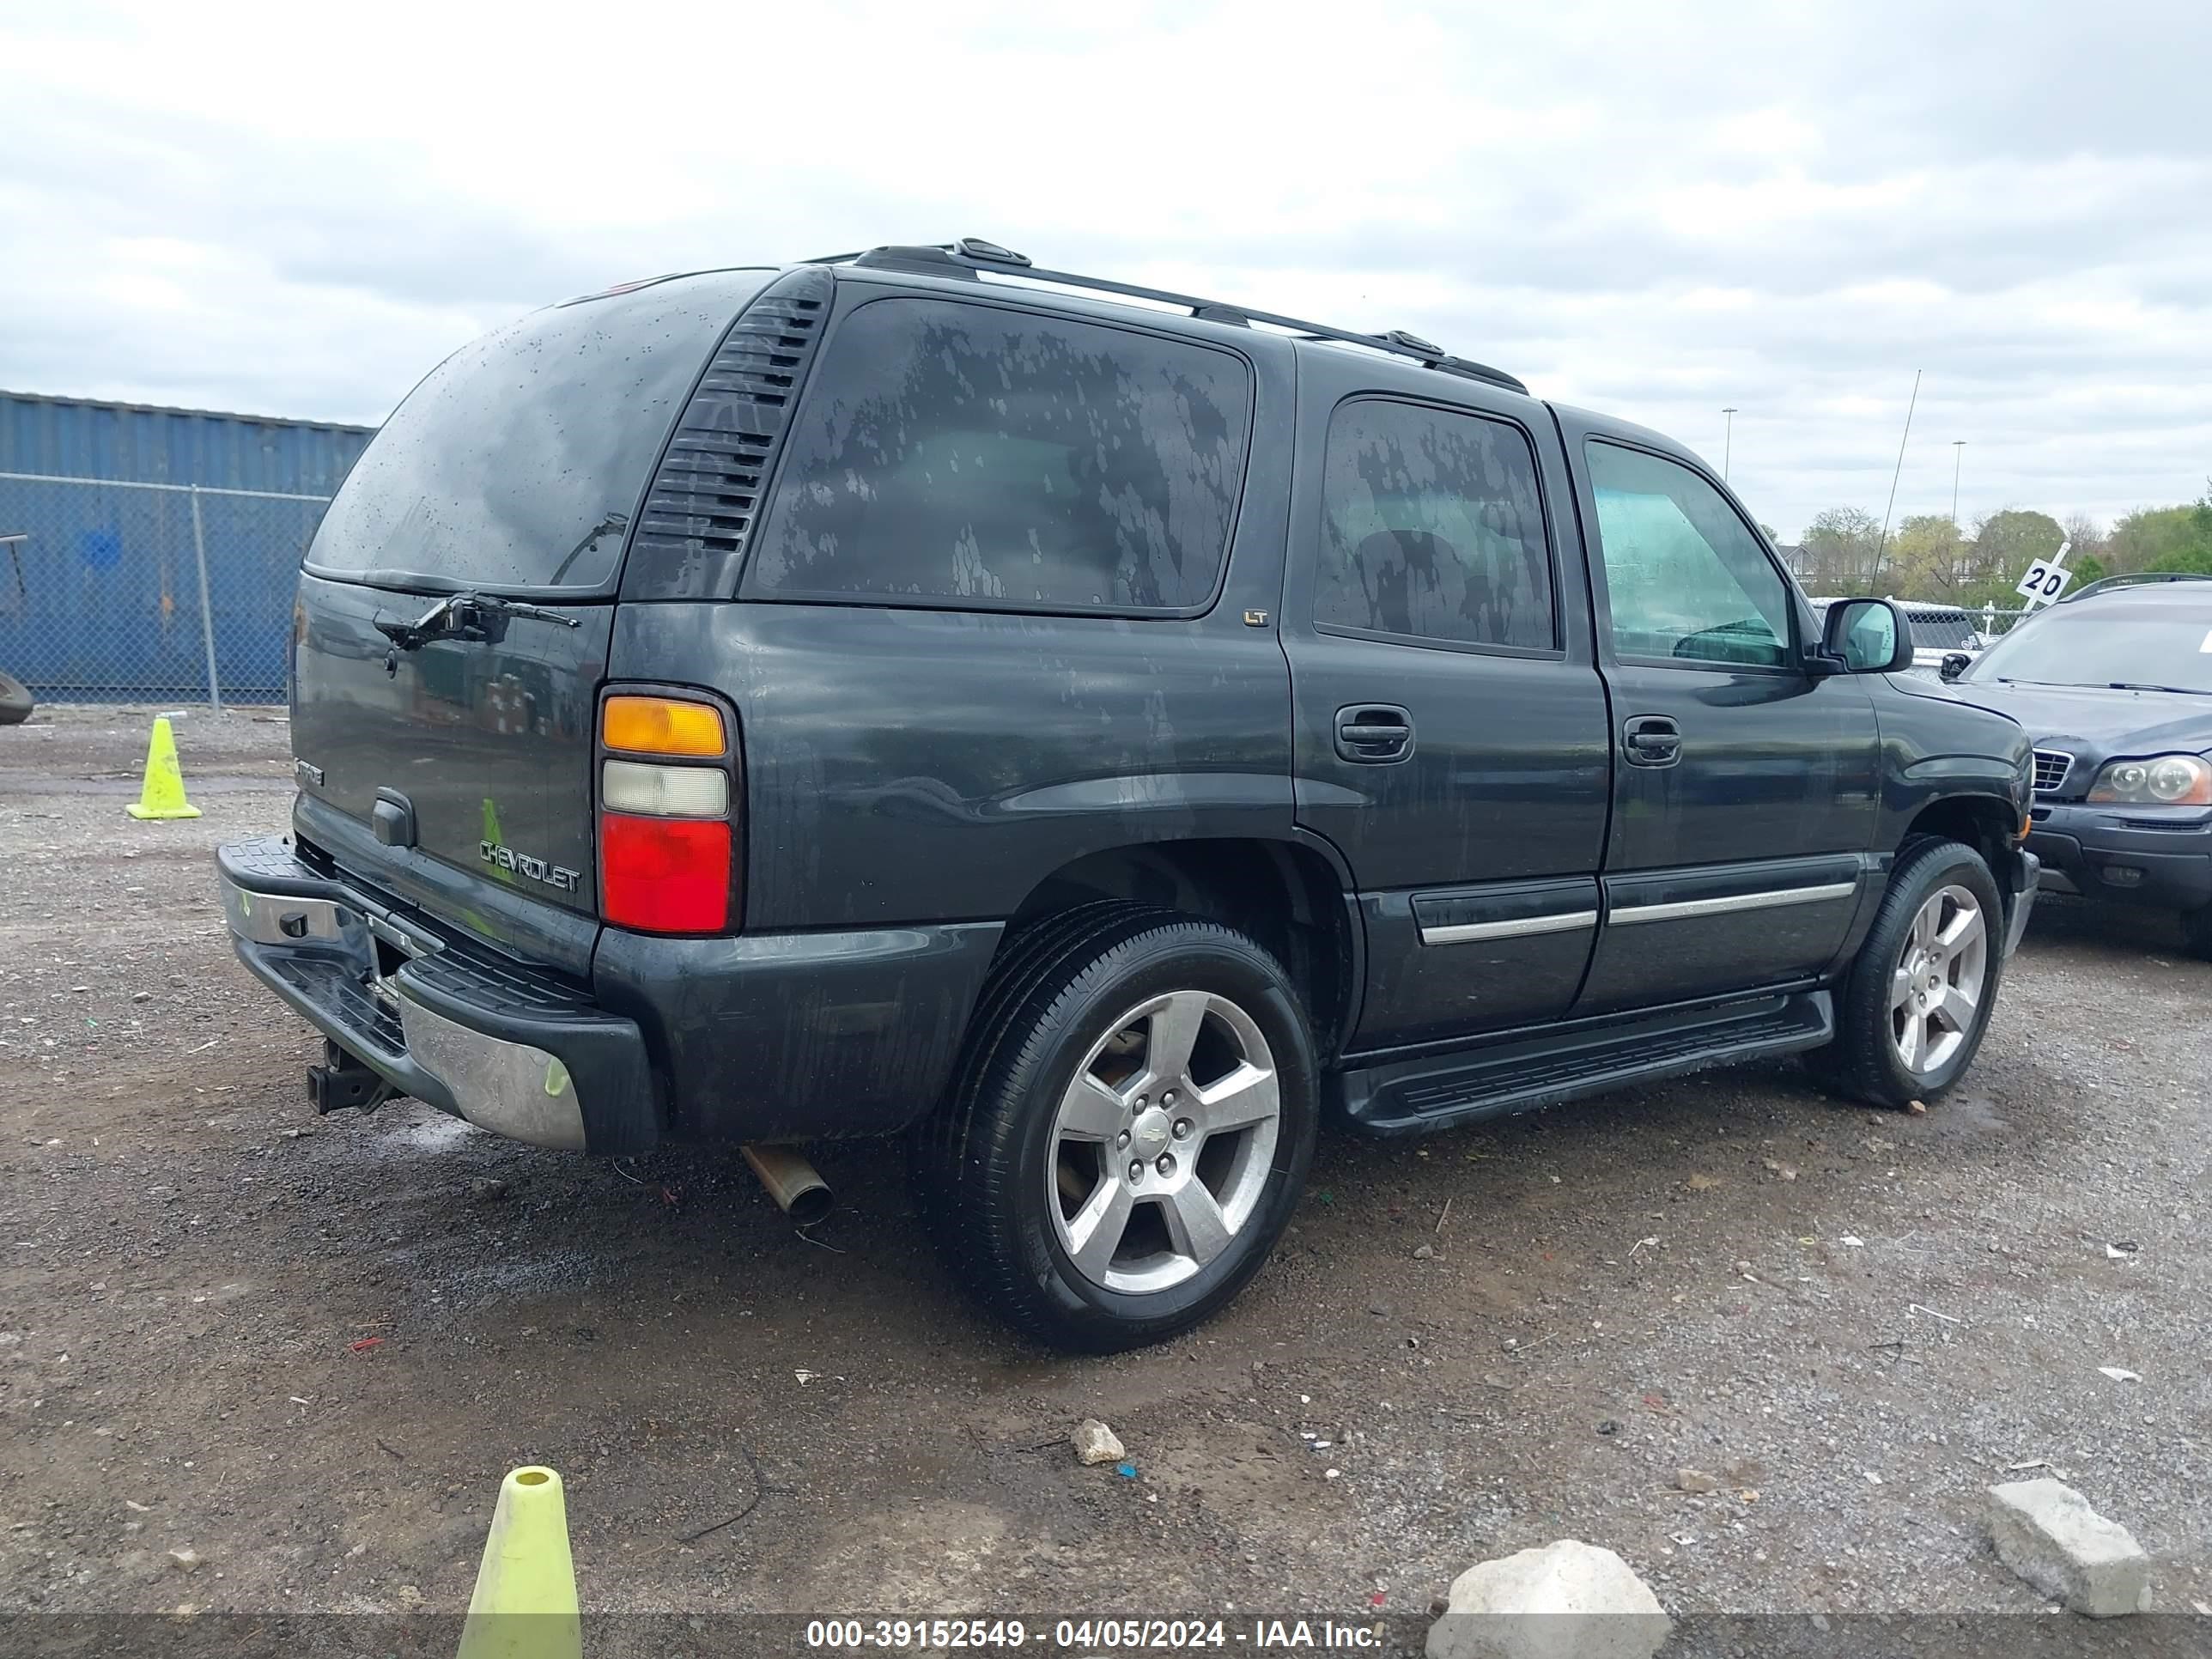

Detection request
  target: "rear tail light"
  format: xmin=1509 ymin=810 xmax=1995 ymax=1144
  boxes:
xmin=599 ymin=814 xmax=732 ymax=932
xmin=603 ymin=694 xmax=726 ymax=757
xmin=601 ymin=758 xmax=728 ymax=817
xmin=598 ymin=692 xmax=738 ymax=934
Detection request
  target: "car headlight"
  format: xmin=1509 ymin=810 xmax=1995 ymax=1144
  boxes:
xmin=2085 ymin=753 xmax=2212 ymax=805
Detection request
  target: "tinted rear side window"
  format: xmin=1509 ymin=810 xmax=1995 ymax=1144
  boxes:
xmin=307 ymin=271 xmax=769 ymax=592
xmin=1316 ymin=398 xmax=1555 ymax=650
xmin=750 ymin=298 xmax=1252 ymax=612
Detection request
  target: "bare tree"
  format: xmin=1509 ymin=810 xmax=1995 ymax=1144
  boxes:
xmin=2063 ymin=512 xmax=2107 ymax=567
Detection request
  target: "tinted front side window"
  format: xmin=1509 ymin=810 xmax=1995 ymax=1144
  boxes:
xmin=1316 ymin=399 xmax=1554 ymax=650
xmin=753 ymin=299 xmax=1251 ymax=611
xmin=1586 ymin=442 xmax=1793 ymax=667
xmin=307 ymin=271 xmax=769 ymax=591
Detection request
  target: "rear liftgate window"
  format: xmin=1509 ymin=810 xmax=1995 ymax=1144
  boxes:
xmin=749 ymin=298 xmax=1253 ymax=612
xmin=306 ymin=272 xmax=769 ymax=592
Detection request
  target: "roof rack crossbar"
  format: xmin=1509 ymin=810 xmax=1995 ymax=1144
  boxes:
xmin=2063 ymin=570 xmax=2212 ymax=602
xmin=815 ymin=240 xmax=1528 ymax=395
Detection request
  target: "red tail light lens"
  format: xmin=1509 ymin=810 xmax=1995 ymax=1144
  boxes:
xmin=599 ymin=813 xmax=732 ymax=933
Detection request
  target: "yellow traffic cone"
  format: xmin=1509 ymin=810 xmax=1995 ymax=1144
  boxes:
xmin=125 ymin=716 xmax=202 ymax=820
xmin=456 ymin=1467 xmax=581 ymax=1659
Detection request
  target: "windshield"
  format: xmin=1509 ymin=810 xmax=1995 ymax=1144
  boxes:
xmin=306 ymin=270 xmax=769 ymax=593
xmin=1967 ymin=605 xmax=2212 ymax=694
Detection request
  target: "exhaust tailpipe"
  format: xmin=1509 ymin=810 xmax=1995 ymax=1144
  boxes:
xmin=742 ymin=1144 xmax=833 ymax=1227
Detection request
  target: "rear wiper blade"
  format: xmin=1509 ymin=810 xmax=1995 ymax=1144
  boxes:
xmin=374 ymin=592 xmax=582 ymax=652
xmin=471 ymin=593 xmax=583 ymax=629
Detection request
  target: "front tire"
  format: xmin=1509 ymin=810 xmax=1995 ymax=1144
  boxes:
xmin=0 ymin=669 xmax=32 ymax=726
xmin=1813 ymin=838 xmax=2007 ymax=1109
xmin=918 ymin=905 xmax=1318 ymax=1352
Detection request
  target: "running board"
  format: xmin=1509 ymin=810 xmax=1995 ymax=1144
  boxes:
xmin=1331 ymin=990 xmax=1833 ymax=1137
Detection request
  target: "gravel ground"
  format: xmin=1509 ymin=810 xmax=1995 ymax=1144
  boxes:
xmin=2 ymin=704 xmax=2208 ymax=1643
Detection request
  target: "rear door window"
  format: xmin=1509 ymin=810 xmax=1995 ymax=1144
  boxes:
xmin=1316 ymin=398 xmax=1556 ymax=651
xmin=750 ymin=298 xmax=1252 ymax=613
xmin=306 ymin=271 xmax=769 ymax=593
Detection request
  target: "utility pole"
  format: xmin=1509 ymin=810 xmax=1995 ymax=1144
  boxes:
xmin=1951 ymin=441 xmax=1966 ymax=526
xmin=1721 ymin=407 xmax=1739 ymax=481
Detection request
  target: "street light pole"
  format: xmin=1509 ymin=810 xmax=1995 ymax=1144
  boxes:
xmin=1722 ymin=407 xmax=1739 ymax=481
xmin=1951 ymin=441 xmax=1966 ymax=526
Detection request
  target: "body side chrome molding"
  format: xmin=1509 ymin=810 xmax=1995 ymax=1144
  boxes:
xmin=1608 ymin=881 xmax=1857 ymax=927
xmin=1420 ymin=909 xmax=1599 ymax=945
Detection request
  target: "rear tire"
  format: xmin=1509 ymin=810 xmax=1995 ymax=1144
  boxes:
xmin=0 ymin=670 xmax=31 ymax=726
xmin=916 ymin=903 xmax=1318 ymax=1352
xmin=1810 ymin=838 xmax=2007 ymax=1109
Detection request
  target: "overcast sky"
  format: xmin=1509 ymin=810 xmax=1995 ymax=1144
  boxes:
xmin=3 ymin=0 xmax=2208 ymax=539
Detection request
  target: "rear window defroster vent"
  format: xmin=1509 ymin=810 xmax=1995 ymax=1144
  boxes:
xmin=623 ymin=265 xmax=834 ymax=600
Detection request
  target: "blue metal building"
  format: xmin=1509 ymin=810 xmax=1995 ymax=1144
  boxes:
xmin=0 ymin=390 xmax=375 ymax=702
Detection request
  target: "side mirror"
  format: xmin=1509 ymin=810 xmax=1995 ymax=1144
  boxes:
xmin=1819 ymin=598 xmax=1914 ymax=674
xmin=1939 ymin=652 xmax=1972 ymax=682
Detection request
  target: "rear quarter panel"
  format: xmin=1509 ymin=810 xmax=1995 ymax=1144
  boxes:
xmin=604 ymin=302 xmax=1301 ymax=932
xmin=606 ymin=594 xmax=1294 ymax=931
xmin=586 ymin=283 xmax=1309 ymax=1140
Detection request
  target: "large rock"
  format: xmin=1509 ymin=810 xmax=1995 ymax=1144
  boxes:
xmin=1426 ymin=1539 xmax=1670 ymax=1659
xmin=1987 ymin=1479 xmax=2150 ymax=1617
xmin=1072 ymin=1419 xmax=1125 ymax=1467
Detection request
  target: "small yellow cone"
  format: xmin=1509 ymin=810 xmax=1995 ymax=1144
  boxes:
xmin=125 ymin=716 xmax=202 ymax=820
xmin=457 ymin=1467 xmax=580 ymax=1659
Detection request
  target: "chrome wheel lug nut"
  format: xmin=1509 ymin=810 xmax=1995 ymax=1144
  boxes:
xmin=1172 ymin=1117 xmax=1193 ymax=1139
xmin=1127 ymin=1160 xmax=1144 ymax=1183
xmin=1156 ymin=1154 xmax=1176 ymax=1177
xmin=1115 ymin=1130 xmax=1130 ymax=1151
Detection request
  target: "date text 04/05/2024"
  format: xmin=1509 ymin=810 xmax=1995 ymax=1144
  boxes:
xmin=803 ymin=1618 xmax=1386 ymax=1650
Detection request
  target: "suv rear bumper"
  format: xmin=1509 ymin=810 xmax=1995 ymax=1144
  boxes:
xmin=217 ymin=836 xmax=654 ymax=1151
xmin=217 ymin=835 xmax=1006 ymax=1152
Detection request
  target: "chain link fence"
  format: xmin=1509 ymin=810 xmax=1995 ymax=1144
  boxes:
xmin=0 ymin=471 xmax=331 ymax=707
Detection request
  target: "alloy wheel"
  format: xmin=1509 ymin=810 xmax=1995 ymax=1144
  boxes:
xmin=1889 ymin=884 xmax=1989 ymax=1075
xmin=1047 ymin=989 xmax=1281 ymax=1295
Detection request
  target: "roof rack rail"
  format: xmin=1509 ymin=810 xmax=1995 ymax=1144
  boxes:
xmin=806 ymin=239 xmax=1528 ymax=395
xmin=2063 ymin=571 xmax=2212 ymax=602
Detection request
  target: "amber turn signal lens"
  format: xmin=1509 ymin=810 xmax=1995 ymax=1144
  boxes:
xmin=602 ymin=695 xmax=724 ymax=757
